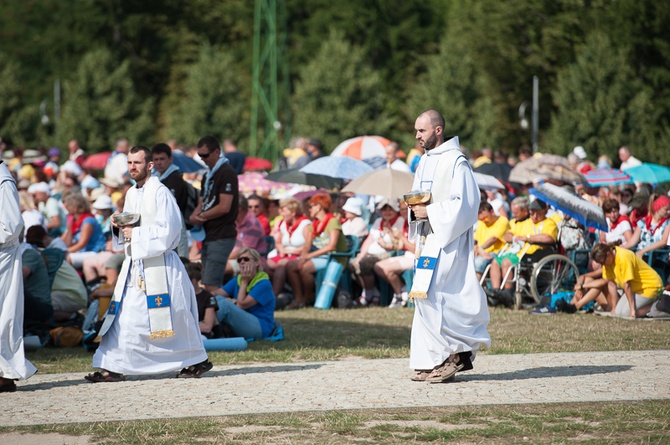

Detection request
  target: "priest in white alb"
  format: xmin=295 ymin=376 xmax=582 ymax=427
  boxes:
xmin=406 ymin=110 xmax=491 ymax=383
xmin=0 ymin=160 xmax=37 ymax=392
xmin=86 ymin=146 xmax=211 ymax=382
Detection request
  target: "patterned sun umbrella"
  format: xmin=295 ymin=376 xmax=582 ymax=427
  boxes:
xmin=330 ymin=135 xmax=390 ymax=160
xmin=529 ymin=182 xmax=608 ymax=232
xmin=584 ymin=168 xmax=632 ymax=187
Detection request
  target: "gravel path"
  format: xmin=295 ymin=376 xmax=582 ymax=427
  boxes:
xmin=3 ymin=350 xmax=668 ymax=427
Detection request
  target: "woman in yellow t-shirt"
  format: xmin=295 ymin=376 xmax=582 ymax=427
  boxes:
xmin=590 ymin=242 xmax=663 ymax=318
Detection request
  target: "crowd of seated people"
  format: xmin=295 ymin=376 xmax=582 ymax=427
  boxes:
xmin=7 ymin=136 xmax=670 ymax=350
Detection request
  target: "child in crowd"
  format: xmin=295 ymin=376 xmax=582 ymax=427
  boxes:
xmin=184 ymin=261 xmax=223 ymax=339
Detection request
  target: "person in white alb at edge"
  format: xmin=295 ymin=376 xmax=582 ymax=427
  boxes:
xmin=407 ymin=110 xmax=491 ymax=383
xmin=0 ymin=160 xmax=37 ymax=392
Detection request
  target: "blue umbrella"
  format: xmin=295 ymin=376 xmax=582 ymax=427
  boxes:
xmin=299 ymin=156 xmax=373 ymax=180
xmin=624 ymin=163 xmax=670 ymax=184
xmin=529 ymin=182 xmax=608 ymax=232
xmin=173 ymin=151 xmax=206 ymax=173
xmin=265 ymin=168 xmax=343 ymax=190
xmin=362 ymin=156 xmax=387 ymax=170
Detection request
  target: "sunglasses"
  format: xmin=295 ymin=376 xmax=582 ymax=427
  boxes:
xmin=198 ymin=150 xmax=217 ymax=159
xmin=237 ymin=257 xmax=253 ymax=263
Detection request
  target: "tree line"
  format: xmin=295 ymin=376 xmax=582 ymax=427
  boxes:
xmin=1 ymin=0 xmax=668 ymax=166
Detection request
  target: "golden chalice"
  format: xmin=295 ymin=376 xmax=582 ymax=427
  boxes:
xmin=112 ymin=212 xmax=140 ymax=227
xmin=402 ymin=190 xmax=432 ymax=206
xmin=112 ymin=212 xmax=140 ymax=244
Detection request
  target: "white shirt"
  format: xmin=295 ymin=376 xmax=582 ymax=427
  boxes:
xmin=104 ymin=152 xmax=128 ymax=185
xmin=388 ymin=159 xmax=412 ymax=173
xmin=620 ymin=156 xmax=642 ymax=171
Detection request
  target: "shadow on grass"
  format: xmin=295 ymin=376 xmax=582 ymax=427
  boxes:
xmin=239 ymin=316 xmax=413 ymax=351
xmin=460 ymin=364 xmax=633 ymax=382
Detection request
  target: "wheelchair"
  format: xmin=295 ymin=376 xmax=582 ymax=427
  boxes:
xmin=480 ymin=242 xmax=581 ymax=309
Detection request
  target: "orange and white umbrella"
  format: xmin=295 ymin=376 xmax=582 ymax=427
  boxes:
xmin=330 ymin=135 xmax=390 ymax=160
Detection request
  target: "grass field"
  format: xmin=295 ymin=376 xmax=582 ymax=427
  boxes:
xmin=25 ymin=307 xmax=670 ymax=373
xmin=5 ymin=307 xmax=670 ymax=444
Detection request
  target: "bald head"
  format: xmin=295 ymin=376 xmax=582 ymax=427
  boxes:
xmin=415 ymin=109 xmax=445 ymax=151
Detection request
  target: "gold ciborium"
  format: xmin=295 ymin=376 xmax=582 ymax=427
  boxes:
xmin=111 ymin=212 xmax=140 ymax=227
xmin=402 ymin=190 xmax=432 ymax=206
xmin=111 ymin=212 xmax=140 ymax=244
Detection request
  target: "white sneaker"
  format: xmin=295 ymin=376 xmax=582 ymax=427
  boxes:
xmin=400 ymin=291 xmax=409 ymax=307
xmin=388 ymin=294 xmax=403 ymax=308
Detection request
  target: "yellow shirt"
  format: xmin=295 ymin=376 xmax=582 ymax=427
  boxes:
xmin=548 ymin=212 xmax=562 ymax=226
xmin=475 ymin=216 xmax=509 ymax=253
xmin=511 ymin=217 xmax=558 ymax=256
xmin=472 ymin=156 xmax=492 ymax=169
xmin=602 ymin=247 xmax=663 ymax=299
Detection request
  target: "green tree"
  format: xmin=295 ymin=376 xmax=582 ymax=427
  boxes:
xmin=55 ymin=48 xmax=154 ymax=152
xmin=441 ymin=1 xmax=591 ymax=151
xmin=291 ymin=30 xmax=392 ymax=152
xmin=544 ymin=32 xmax=664 ymax=163
xmin=405 ymin=35 xmax=505 ymax=152
xmin=0 ymin=52 xmax=23 ymax=143
xmin=164 ymin=44 xmax=249 ymax=148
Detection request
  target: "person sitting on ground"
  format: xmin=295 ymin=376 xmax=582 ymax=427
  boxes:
xmin=350 ymin=198 xmax=406 ymax=307
xmin=25 ymin=223 xmax=68 ymax=253
xmin=284 ymin=193 xmax=346 ymax=309
xmin=487 ymin=197 xmax=558 ymax=307
xmin=26 ymin=225 xmax=87 ymax=322
xmin=555 ymin=263 xmax=609 ymax=313
xmin=247 ymin=194 xmax=271 ymax=235
xmin=573 ymin=242 xmax=663 ymax=318
xmin=217 ymin=247 xmax=276 ymax=339
xmin=20 ymin=232 xmax=54 ymax=331
xmin=622 ymin=195 xmax=670 ymax=260
xmin=600 ymin=198 xmax=634 ymax=245
xmin=340 ymin=197 xmax=369 ymax=241
xmin=266 ymin=197 xmax=311 ymax=297
xmin=184 ymin=261 xmax=223 ymax=339
xmin=473 ymin=201 xmax=509 ymax=281
xmin=60 ymin=192 xmax=106 ymax=269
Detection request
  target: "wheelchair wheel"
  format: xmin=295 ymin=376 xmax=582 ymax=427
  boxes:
xmin=530 ymin=254 xmax=580 ymax=304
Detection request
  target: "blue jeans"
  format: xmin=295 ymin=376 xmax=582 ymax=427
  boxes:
xmin=215 ymin=296 xmax=263 ymax=339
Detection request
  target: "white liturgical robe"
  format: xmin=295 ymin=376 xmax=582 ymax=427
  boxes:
xmin=93 ymin=177 xmax=207 ymax=375
xmin=409 ymin=137 xmax=491 ymax=370
xmin=0 ymin=161 xmax=37 ymax=380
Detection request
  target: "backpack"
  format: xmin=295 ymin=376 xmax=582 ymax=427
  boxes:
xmin=183 ymin=181 xmax=199 ymax=230
xmin=49 ymin=326 xmax=84 ymax=347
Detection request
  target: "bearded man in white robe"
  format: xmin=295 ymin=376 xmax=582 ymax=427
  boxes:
xmin=0 ymin=160 xmax=37 ymax=392
xmin=86 ymin=146 xmax=210 ymax=383
xmin=406 ymin=110 xmax=490 ymax=383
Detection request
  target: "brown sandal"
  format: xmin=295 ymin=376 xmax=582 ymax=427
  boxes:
xmin=84 ymin=370 xmax=126 ymax=383
xmin=425 ymin=358 xmax=458 ymax=383
xmin=0 ymin=380 xmax=17 ymax=392
xmin=410 ymin=370 xmax=432 ymax=382
xmin=177 ymin=359 xmax=213 ymax=378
